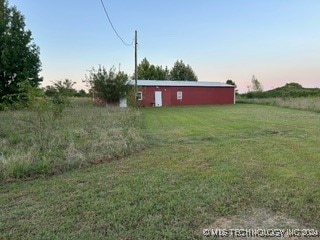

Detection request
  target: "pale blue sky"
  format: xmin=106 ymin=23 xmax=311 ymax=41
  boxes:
xmin=8 ymin=0 xmax=320 ymax=92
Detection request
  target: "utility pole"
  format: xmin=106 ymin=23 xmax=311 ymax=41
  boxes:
xmin=134 ymin=30 xmax=138 ymax=99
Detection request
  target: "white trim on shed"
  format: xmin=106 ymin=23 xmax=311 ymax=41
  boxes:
xmin=128 ymin=80 xmax=234 ymax=88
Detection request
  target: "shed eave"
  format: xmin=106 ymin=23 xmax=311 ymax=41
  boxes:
xmin=127 ymin=80 xmax=235 ymax=88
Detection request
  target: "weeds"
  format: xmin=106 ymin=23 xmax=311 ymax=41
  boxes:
xmin=0 ymin=98 xmax=144 ymax=182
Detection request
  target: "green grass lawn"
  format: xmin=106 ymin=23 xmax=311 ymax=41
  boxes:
xmin=1 ymin=104 xmax=320 ymax=239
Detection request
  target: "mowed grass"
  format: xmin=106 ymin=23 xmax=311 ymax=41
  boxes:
xmin=1 ymin=104 xmax=320 ymax=239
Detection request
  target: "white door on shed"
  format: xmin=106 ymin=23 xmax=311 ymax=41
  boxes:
xmin=155 ymin=91 xmax=162 ymax=107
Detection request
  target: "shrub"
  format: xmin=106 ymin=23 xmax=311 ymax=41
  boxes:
xmin=84 ymin=66 xmax=130 ymax=105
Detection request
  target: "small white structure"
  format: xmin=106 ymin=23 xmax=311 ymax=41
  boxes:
xmin=119 ymin=97 xmax=127 ymax=108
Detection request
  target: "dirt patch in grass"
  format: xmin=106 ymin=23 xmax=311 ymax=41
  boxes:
xmin=204 ymin=208 xmax=312 ymax=239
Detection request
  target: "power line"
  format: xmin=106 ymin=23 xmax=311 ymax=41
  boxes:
xmin=99 ymin=0 xmax=133 ymax=46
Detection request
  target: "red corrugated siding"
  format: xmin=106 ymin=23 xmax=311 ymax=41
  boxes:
xmin=139 ymin=86 xmax=234 ymax=107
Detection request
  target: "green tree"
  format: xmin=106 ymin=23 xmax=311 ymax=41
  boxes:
xmin=251 ymin=75 xmax=263 ymax=92
xmin=0 ymin=0 xmax=42 ymax=106
xmin=226 ymin=79 xmax=236 ymax=86
xmin=44 ymin=79 xmax=78 ymax=97
xmin=170 ymin=60 xmax=198 ymax=81
xmin=44 ymin=85 xmax=58 ymax=97
xmin=53 ymin=79 xmax=77 ymax=97
xmin=85 ymin=66 xmax=129 ymax=104
xmin=226 ymin=79 xmax=238 ymax=95
xmin=285 ymin=82 xmax=303 ymax=89
xmin=76 ymin=89 xmax=88 ymax=97
xmin=137 ymin=58 xmax=169 ymax=80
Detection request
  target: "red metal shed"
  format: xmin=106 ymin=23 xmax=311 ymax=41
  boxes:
xmin=129 ymin=80 xmax=235 ymax=107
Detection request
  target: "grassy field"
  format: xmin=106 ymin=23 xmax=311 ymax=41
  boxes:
xmin=237 ymin=97 xmax=320 ymax=113
xmin=1 ymin=104 xmax=320 ymax=239
xmin=0 ymin=98 xmax=144 ymax=182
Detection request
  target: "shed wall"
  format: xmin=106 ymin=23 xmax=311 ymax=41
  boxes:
xmin=138 ymin=86 xmax=234 ymax=107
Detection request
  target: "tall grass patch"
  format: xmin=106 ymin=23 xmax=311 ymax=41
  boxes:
xmin=0 ymin=98 xmax=144 ymax=182
xmin=237 ymin=97 xmax=320 ymax=112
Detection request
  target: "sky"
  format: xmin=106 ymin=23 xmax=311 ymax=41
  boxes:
xmin=7 ymin=0 xmax=320 ymax=93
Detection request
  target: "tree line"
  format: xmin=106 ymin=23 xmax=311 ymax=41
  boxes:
xmin=137 ymin=58 xmax=198 ymax=81
xmin=1 ymin=0 xmax=201 ymax=108
xmin=2 ymin=0 xmax=241 ymax=108
xmin=43 ymin=57 xmax=199 ymax=101
xmin=83 ymin=59 xmax=198 ymax=105
xmin=243 ymin=82 xmax=320 ymax=98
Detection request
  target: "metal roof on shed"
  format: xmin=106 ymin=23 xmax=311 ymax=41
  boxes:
xmin=128 ymin=80 xmax=234 ymax=88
